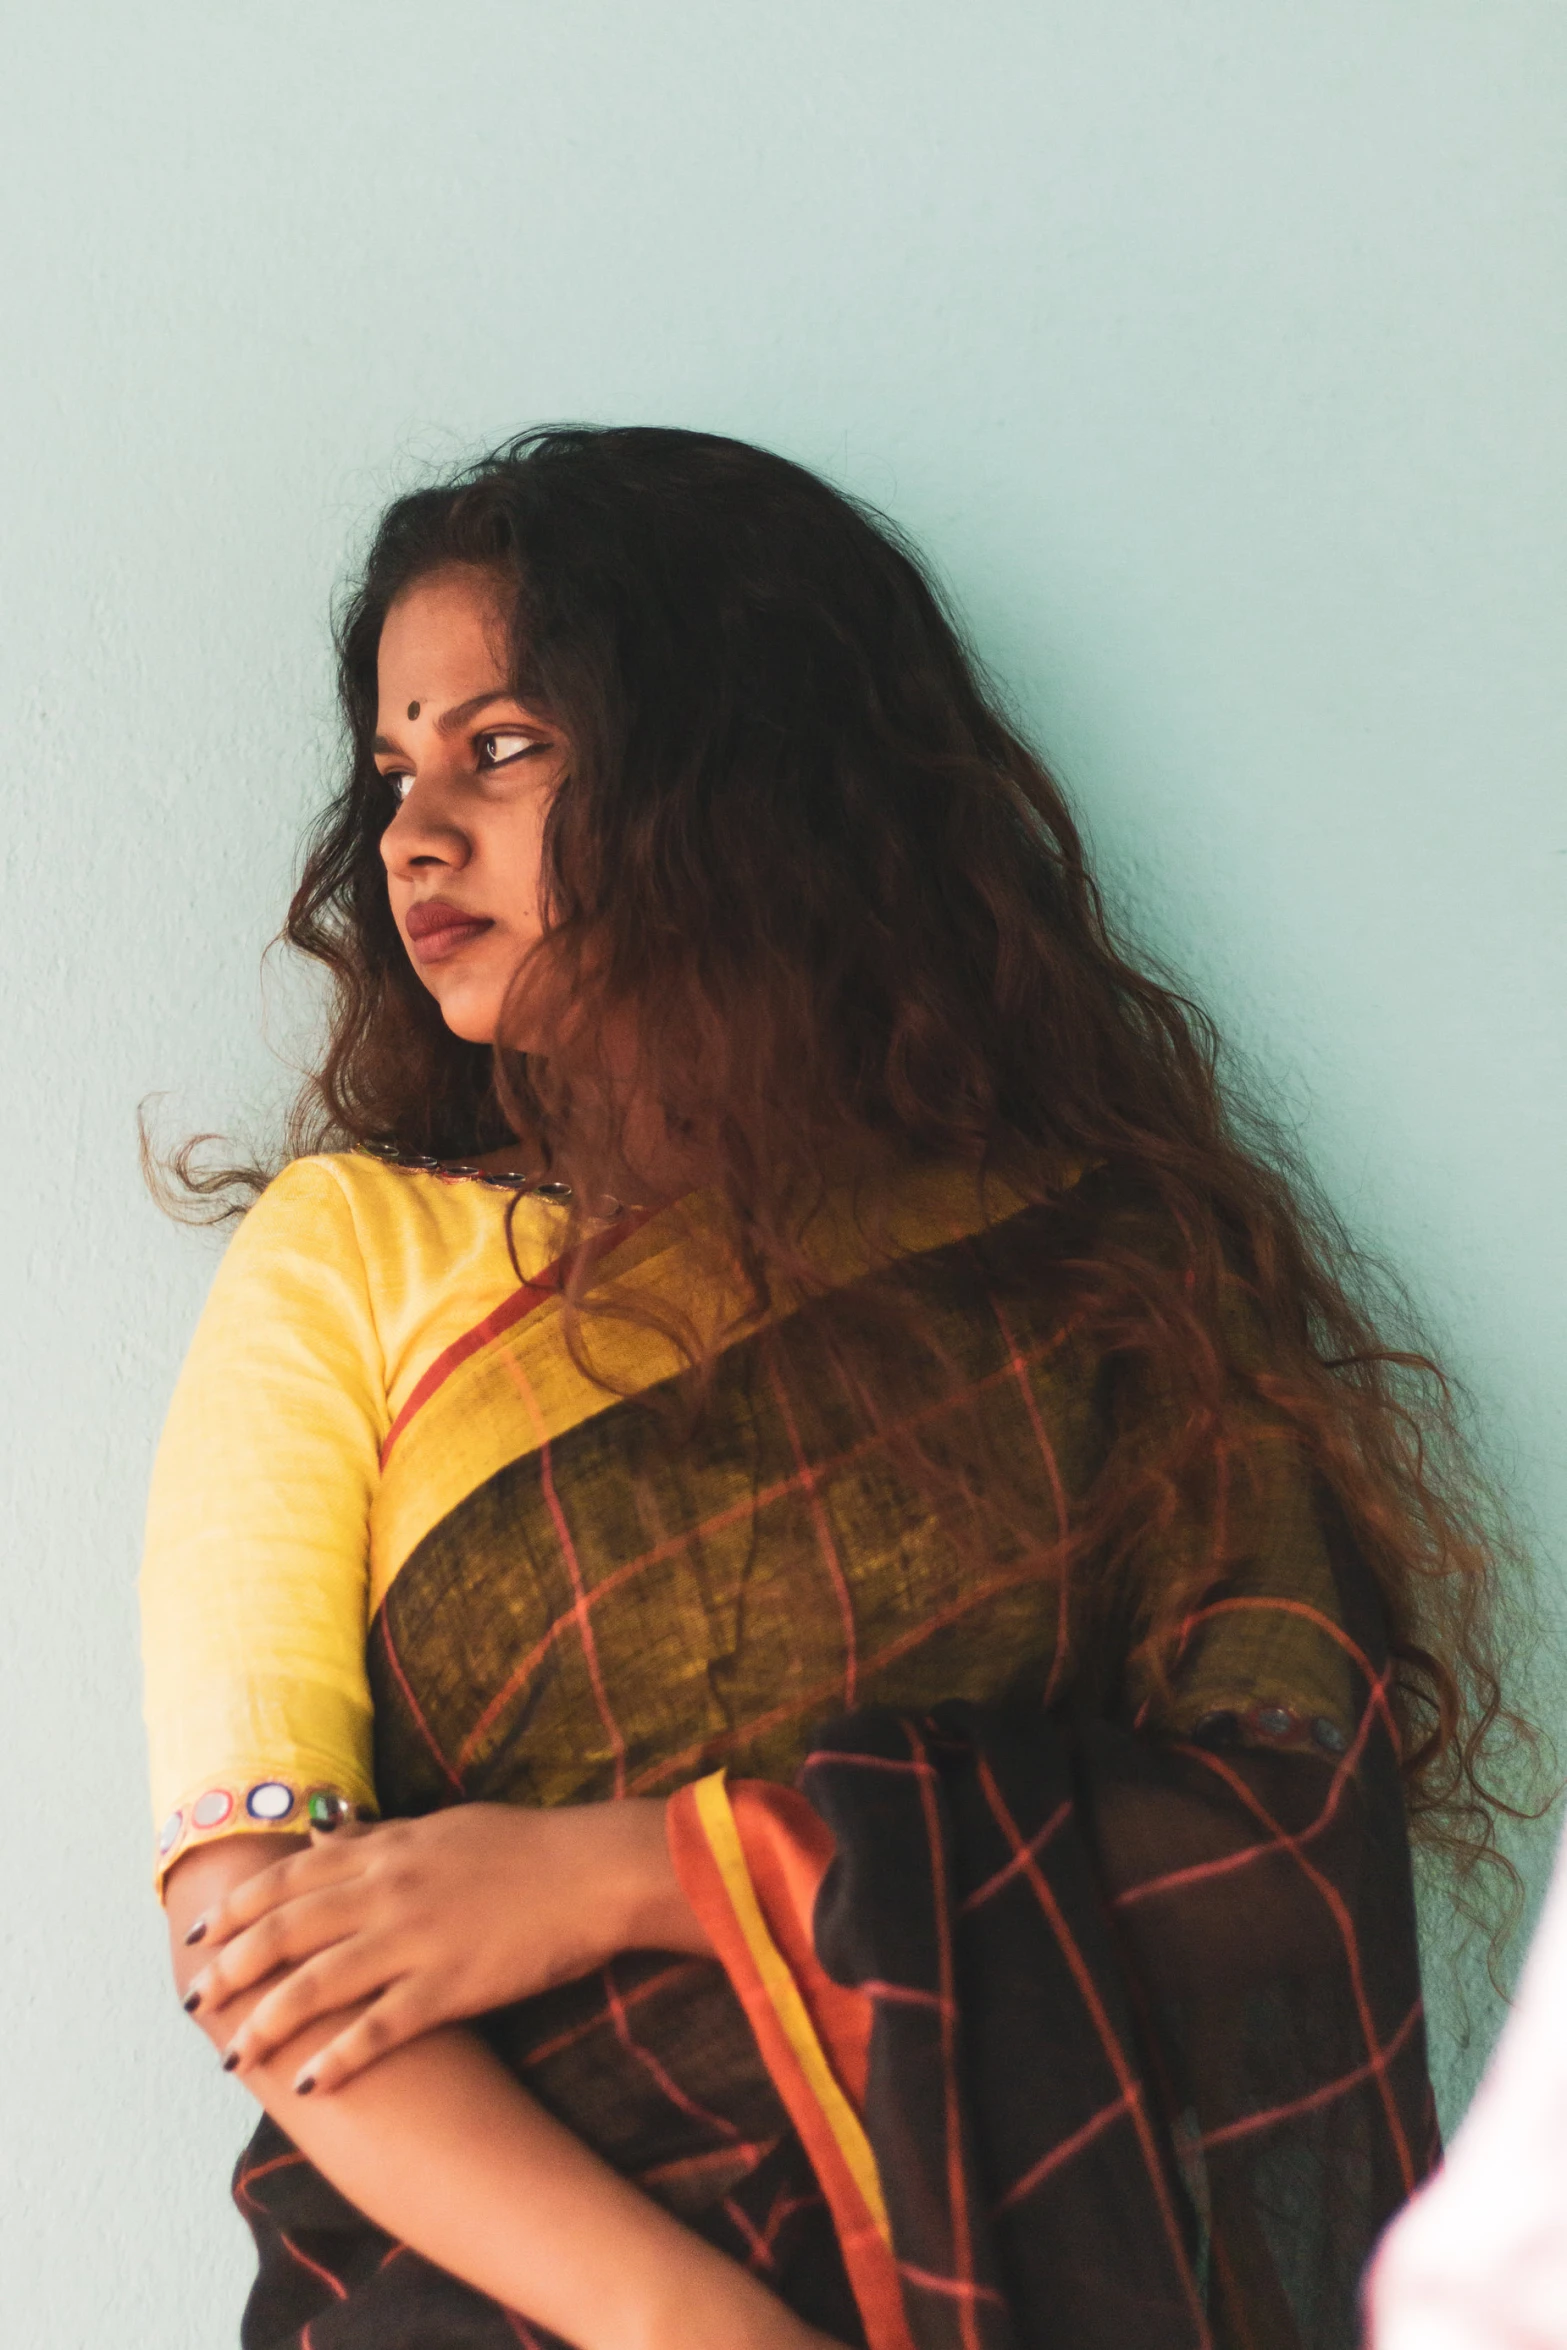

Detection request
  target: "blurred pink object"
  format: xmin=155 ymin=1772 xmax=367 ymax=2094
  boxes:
xmin=1367 ymin=1814 xmax=1567 ymax=2347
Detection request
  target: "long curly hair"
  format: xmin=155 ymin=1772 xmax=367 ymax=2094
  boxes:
xmin=157 ymin=422 xmax=1541 ymax=1911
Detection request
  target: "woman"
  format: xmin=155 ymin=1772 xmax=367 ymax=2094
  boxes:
xmin=143 ymin=425 xmax=1520 ymax=2350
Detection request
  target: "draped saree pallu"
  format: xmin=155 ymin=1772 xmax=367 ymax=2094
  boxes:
xmin=149 ymin=1156 xmax=1435 ymax=2350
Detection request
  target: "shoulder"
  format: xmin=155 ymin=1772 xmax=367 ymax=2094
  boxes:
xmin=166 ymin=1156 xmax=394 ymax=1388
xmin=229 ymin=1149 xmax=445 ymax=1270
xmin=229 ymin=1150 xmax=574 ymax=1315
xmin=147 ymin=1161 xmax=394 ymax=1540
xmin=208 ymin=1152 xmax=372 ymax=1294
xmin=246 ymin=1147 xmax=413 ymax=1220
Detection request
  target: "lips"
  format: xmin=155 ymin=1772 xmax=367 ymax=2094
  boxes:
xmin=404 ymin=898 xmax=495 ymax=963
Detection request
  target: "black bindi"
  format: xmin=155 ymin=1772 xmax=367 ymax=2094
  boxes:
xmin=407 ymin=700 xmax=420 ymax=720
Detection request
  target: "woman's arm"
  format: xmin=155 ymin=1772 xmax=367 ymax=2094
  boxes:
xmin=166 ymin=1835 xmax=840 ymax=2350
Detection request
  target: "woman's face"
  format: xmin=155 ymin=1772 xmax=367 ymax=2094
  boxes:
xmin=376 ymin=564 xmax=568 ymax=1046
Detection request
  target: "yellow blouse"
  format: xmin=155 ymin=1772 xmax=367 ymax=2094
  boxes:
xmin=139 ymin=1154 xmax=574 ymax=1890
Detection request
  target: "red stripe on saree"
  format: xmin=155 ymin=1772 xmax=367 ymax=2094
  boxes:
xmin=380 ymin=1210 xmax=655 ymax=1468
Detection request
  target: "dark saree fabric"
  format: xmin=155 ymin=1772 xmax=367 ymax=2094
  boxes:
xmin=667 ymin=1492 xmax=1435 ymax=2350
xmin=234 ymin=1168 xmax=1435 ymax=2349
xmin=798 ymin=1674 xmax=1429 ymax=2349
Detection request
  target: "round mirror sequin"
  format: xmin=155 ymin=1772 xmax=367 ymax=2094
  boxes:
xmin=191 ymin=1788 xmax=234 ymax=1829
xmin=308 ymin=1789 xmax=351 ymax=1830
xmin=158 ymin=1810 xmax=184 ymax=1854
xmin=246 ymin=1781 xmax=295 ymax=1822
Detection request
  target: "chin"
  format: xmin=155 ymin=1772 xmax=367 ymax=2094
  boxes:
xmin=431 ymin=988 xmax=503 ymax=1047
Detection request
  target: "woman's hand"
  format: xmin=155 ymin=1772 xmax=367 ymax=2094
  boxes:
xmin=181 ymin=1798 xmax=710 ymax=2095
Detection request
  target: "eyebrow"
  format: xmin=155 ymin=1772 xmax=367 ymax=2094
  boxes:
xmin=372 ymin=690 xmax=536 ymax=755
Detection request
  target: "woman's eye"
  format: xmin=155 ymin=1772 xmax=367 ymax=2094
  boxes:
xmin=384 ymin=772 xmax=414 ymax=802
xmin=477 ymin=731 xmax=541 ymax=769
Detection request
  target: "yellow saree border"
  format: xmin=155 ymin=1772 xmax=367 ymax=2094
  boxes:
xmin=370 ymin=1161 xmax=1053 ymax=1615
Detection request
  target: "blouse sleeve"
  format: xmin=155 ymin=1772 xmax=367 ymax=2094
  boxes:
xmin=140 ymin=1156 xmax=388 ymax=1895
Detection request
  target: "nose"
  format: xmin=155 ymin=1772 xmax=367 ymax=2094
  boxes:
xmin=378 ymin=763 xmax=471 ymax=881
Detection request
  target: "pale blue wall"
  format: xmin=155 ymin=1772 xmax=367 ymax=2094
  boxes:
xmin=2 ymin=3 xmax=1563 ymax=2339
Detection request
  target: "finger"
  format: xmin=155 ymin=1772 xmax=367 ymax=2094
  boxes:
xmin=221 ymin=1939 xmax=400 ymax=2076
xmin=290 ymin=1983 xmax=435 ymax=2098
xmin=190 ymin=1833 xmax=377 ymax=1950
xmin=186 ymin=1883 xmax=377 ymax=2018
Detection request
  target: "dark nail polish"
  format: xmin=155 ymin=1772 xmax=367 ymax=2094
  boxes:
xmin=294 ymin=2075 xmax=316 ymax=2098
xmin=184 ymin=1918 xmax=207 ymax=1946
xmin=221 ymin=2049 xmax=241 ymax=2073
xmin=182 ymin=1987 xmax=202 ymax=2014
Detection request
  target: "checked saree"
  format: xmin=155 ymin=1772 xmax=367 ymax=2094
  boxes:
xmin=215 ymin=1158 xmax=1434 ymax=2350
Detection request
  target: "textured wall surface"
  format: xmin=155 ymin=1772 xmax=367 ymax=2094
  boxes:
xmin=1 ymin=3 xmax=1563 ymax=2340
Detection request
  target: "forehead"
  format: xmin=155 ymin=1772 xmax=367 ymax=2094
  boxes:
xmin=376 ymin=566 xmax=511 ymax=705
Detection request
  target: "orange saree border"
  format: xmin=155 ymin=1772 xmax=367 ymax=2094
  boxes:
xmin=667 ymin=1772 xmax=917 ymax=2350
